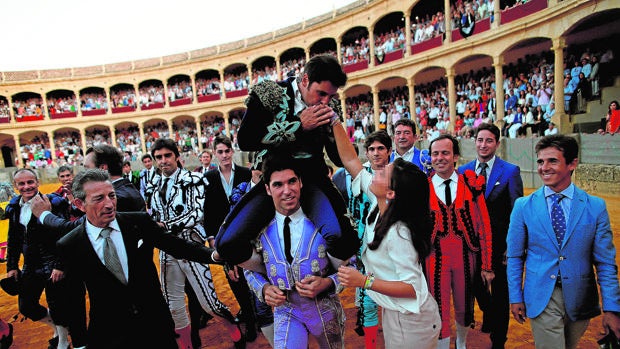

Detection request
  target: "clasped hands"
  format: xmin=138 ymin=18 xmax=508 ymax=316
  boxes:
xmin=262 ymin=276 xmax=331 ymax=307
xmin=299 ymin=104 xmax=336 ymax=131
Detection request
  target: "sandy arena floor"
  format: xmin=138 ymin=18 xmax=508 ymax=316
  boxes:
xmin=0 ymin=185 xmax=618 ymax=348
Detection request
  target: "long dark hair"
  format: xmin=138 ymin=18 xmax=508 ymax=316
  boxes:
xmin=368 ymin=158 xmax=432 ymax=261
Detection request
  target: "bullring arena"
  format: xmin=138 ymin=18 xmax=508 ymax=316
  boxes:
xmin=0 ymin=0 xmax=619 ymax=348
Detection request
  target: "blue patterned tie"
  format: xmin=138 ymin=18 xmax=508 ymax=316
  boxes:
xmin=550 ymin=193 xmax=566 ymax=246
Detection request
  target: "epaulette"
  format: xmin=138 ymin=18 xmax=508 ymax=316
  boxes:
xmin=245 ymin=80 xmax=287 ymax=115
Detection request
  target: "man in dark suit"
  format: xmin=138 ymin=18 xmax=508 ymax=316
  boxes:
xmin=194 ymin=149 xmax=217 ymax=175
xmin=121 ymin=160 xmax=140 ymax=190
xmin=217 ymin=54 xmax=358 ymax=267
xmin=458 ymin=123 xmax=523 ymax=349
xmin=139 ymin=154 xmax=157 ymax=202
xmin=84 ymin=145 xmax=145 ymax=212
xmin=5 ymin=169 xmax=74 ymax=349
xmin=30 ymin=144 xmax=147 ymax=348
xmin=204 ymin=136 xmax=256 ymax=341
xmin=56 ymin=169 xmax=220 ymax=349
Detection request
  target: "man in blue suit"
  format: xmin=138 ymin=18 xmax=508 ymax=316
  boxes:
xmin=459 ymin=123 xmax=523 ymax=349
xmin=507 ymin=135 xmax=620 ymax=349
xmin=389 ymin=118 xmax=431 ymax=176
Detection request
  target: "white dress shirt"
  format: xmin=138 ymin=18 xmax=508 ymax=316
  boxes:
xmin=218 ymin=163 xmax=236 ymax=198
xmin=19 ymin=195 xmax=37 ymax=227
xmin=392 ymin=146 xmax=415 ymax=163
xmin=86 ymin=219 xmax=129 ymax=281
xmin=431 ymin=171 xmax=459 ymax=205
xmin=475 ymin=155 xmax=496 ymax=177
xmin=274 ymin=208 xmax=306 ymax=259
xmin=292 ymin=79 xmax=307 ymax=116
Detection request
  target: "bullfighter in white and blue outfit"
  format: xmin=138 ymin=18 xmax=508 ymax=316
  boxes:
xmin=244 ymin=154 xmax=345 ymax=349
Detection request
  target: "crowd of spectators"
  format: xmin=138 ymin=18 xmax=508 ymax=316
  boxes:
xmin=345 ymin=93 xmax=374 ymax=141
xmin=280 ymin=57 xmax=305 ymax=79
xmin=451 ymin=0 xmax=493 ymax=28
xmin=80 ymin=92 xmax=108 ymax=111
xmin=251 ymin=66 xmax=278 ymax=85
xmin=196 ymin=78 xmax=222 ymax=96
xmin=0 ymin=99 xmax=11 ymax=119
xmin=110 ymin=88 xmax=137 ymax=109
xmin=13 ymin=97 xmax=44 ymax=118
xmin=139 ymin=84 xmax=165 ymax=107
xmin=115 ymin=126 xmax=143 ymax=158
xmin=375 ymin=26 xmax=407 ymax=57
xmin=47 ymin=96 xmax=78 ymax=114
xmin=223 ymin=72 xmax=249 ymax=92
xmin=341 ymin=28 xmax=370 ymax=66
xmin=412 ymin=12 xmax=445 ymax=44
xmin=168 ymin=81 xmax=193 ymax=102
xmin=53 ymin=131 xmax=83 ymax=166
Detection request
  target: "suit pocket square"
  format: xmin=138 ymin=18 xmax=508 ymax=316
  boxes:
xmin=137 ymin=239 xmax=144 ymax=248
xmin=495 ymin=181 xmax=500 ymax=186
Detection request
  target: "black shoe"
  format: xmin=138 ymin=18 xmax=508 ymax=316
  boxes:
xmin=48 ymin=336 xmax=59 ymax=349
xmin=199 ymin=312 xmax=213 ymax=329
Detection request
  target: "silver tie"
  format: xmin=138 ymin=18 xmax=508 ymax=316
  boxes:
xmin=100 ymin=227 xmax=127 ymax=285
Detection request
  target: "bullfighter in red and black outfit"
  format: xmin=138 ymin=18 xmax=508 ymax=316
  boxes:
xmin=426 ymin=135 xmax=494 ymax=349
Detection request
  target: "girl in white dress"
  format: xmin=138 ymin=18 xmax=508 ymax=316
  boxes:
xmin=333 ymin=121 xmax=441 ymax=349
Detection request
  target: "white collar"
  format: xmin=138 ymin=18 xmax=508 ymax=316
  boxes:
xmin=432 ymin=171 xmax=459 ymax=187
xmin=475 ymin=155 xmax=496 ymax=172
xmin=292 ymin=80 xmax=307 ymax=116
xmin=275 ymin=207 xmax=305 ymax=226
xmin=86 ymin=218 xmax=121 ymax=241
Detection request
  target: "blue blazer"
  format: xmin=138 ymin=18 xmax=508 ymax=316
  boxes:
xmin=506 ymin=186 xmax=620 ymax=321
xmin=459 ymin=157 xmax=523 ymax=266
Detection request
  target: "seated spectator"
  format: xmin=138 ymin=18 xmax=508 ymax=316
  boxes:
xmin=544 ymin=122 xmax=558 ymax=135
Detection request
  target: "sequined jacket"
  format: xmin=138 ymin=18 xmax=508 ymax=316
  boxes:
xmin=244 ymin=217 xmax=342 ymax=303
xmin=238 ymin=77 xmax=342 ymax=177
xmin=146 ymin=168 xmax=208 ymax=243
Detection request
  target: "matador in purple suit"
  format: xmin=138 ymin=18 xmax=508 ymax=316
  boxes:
xmin=244 ymin=154 xmax=345 ymax=349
